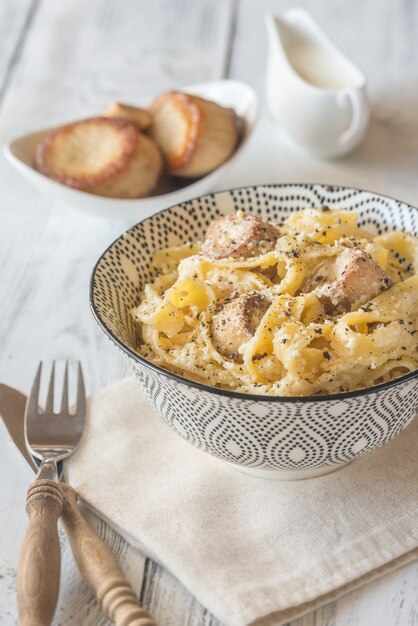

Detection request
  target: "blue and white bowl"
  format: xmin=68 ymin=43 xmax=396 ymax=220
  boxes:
xmin=90 ymin=184 xmax=418 ymax=479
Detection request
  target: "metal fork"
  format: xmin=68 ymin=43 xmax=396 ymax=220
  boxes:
xmin=17 ymin=361 xmax=85 ymax=626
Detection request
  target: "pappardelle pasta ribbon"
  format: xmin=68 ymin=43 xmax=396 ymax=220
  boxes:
xmin=132 ymin=209 xmax=418 ymax=396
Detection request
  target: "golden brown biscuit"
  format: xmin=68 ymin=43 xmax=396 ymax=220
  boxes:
xmin=34 ymin=117 xmax=162 ymax=198
xmin=149 ymin=91 xmax=239 ymax=178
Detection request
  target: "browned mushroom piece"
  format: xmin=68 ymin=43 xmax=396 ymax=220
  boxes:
xmin=211 ymin=293 xmax=271 ymax=360
xmin=202 ymin=213 xmax=280 ymax=260
xmin=304 ymin=248 xmax=393 ymax=315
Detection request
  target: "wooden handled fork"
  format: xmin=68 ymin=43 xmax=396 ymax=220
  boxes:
xmin=17 ymin=362 xmax=85 ymax=626
xmin=16 ymin=363 xmax=156 ymax=626
xmin=61 ymin=484 xmax=156 ymax=626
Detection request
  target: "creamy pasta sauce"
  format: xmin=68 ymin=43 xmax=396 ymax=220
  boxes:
xmin=132 ymin=208 xmax=418 ymax=396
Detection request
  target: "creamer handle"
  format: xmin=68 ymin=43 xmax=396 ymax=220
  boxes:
xmin=338 ymin=88 xmax=369 ymax=148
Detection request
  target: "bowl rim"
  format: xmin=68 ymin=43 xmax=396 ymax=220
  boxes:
xmin=90 ymin=181 xmax=418 ymax=403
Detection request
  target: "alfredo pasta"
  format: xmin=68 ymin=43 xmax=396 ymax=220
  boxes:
xmin=131 ymin=208 xmax=418 ymax=396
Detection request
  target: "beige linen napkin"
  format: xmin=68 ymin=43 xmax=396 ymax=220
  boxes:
xmin=66 ymin=378 xmax=418 ymax=626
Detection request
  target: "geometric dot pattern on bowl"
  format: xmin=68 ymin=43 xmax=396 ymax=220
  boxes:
xmin=91 ymin=184 xmax=418 ymax=478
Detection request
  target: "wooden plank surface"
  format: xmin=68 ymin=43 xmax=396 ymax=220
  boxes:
xmin=0 ymin=0 xmax=234 ymax=133
xmin=0 ymin=0 xmax=36 ymax=103
xmin=0 ymin=0 xmax=417 ymax=624
xmin=0 ymin=0 xmax=234 ymax=394
xmin=0 ymin=2 xmax=234 ymax=624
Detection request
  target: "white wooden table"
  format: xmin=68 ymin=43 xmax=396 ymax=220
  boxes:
xmin=0 ymin=1 xmax=417 ymax=624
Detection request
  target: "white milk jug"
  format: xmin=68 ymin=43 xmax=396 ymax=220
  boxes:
xmin=265 ymin=8 xmax=369 ymax=158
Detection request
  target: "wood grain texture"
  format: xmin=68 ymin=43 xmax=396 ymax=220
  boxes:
xmin=61 ymin=485 xmax=156 ymax=626
xmin=0 ymin=2 xmax=233 ymax=624
xmin=0 ymin=0 xmax=417 ymax=625
xmin=0 ymin=0 xmax=234 ymax=396
xmin=17 ymin=480 xmax=64 ymax=626
xmin=0 ymin=0 xmax=36 ymax=103
xmin=0 ymin=0 xmax=234 ymax=133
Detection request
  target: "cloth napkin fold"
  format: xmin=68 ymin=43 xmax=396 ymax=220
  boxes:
xmin=66 ymin=378 xmax=418 ymax=626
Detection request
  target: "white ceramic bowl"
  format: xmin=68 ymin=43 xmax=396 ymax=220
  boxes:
xmin=90 ymin=184 xmax=418 ymax=480
xmin=4 ymin=80 xmax=258 ymax=221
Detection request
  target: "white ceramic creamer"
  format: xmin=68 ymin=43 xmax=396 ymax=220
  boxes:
xmin=265 ymin=9 xmax=369 ymax=158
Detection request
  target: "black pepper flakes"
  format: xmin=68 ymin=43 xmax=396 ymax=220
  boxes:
xmin=252 ymin=352 xmax=267 ymax=361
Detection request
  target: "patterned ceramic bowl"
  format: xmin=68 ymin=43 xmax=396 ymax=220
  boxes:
xmin=90 ymin=184 xmax=418 ymax=480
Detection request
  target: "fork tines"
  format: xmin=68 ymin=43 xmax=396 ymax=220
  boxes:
xmin=27 ymin=361 xmax=85 ymax=417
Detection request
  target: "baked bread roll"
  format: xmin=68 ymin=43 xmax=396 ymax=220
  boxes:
xmin=103 ymin=102 xmax=152 ymax=131
xmin=34 ymin=117 xmax=162 ymax=198
xmin=149 ymin=91 xmax=239 ymax=178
